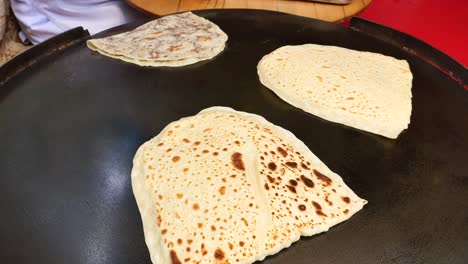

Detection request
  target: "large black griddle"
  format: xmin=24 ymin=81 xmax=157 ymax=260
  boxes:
xmin=1 ymin=9 xmax=467 ymax=264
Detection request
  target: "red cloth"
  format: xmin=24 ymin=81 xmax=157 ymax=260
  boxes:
xmin=358 ymin=0 xmax=468 ymax=67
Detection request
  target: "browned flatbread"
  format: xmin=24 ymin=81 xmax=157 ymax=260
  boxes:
xmin=87 ymin=12 xmax=228 ymax=67
xmin=131 ymin=107 xmax=367 ymax=264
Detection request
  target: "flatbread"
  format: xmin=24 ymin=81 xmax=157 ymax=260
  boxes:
xmin=87 ymin=12 xmax=227 ymax=67
xmin=131 ymin=106 xmax=367 ymax=264
xmin=257 ymin=44 xmax=413 ymax=138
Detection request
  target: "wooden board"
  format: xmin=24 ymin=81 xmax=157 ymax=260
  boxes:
xmin=127 ymin=0 xmax=372 ymax=22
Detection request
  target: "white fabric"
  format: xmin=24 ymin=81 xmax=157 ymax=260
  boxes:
xmin=11 ymin=0 xmax=141 ymax=44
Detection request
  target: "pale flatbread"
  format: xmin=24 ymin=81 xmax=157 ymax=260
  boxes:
xmin=86 ymin=46 xmax=203 ymax=67
xmin=131 ymin=106 xmax=367 ymax=264
xmin=87 ymin=12 xmax=227 ymax=67
xmin=257 ymin=44 xmax=413 ymax=138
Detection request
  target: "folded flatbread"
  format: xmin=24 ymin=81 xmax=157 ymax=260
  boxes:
xmin=257 ymin=44 xmax=413 ymax=138
xmin=87 ymin=12 xmax=227 ymax=67
xmin=131 ymin=106 xmax=367 ymax=264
